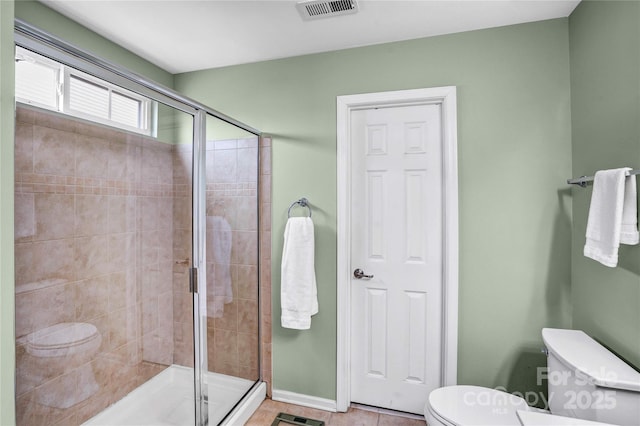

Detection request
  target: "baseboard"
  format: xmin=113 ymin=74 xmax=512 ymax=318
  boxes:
xmin=272 ymin=389 xmax=337 ymax=413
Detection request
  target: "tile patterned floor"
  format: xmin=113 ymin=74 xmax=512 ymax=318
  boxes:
xmin=246 ymin=399 xmax=427 ymax=426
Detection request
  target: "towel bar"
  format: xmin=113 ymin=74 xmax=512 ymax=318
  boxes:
xmin=287 ymin=198 xmax=312 ymax=218
xmin=567 ymin=169 xmax=640 ymax=187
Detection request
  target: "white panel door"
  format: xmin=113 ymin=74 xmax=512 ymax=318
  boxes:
xmin=350 ymin=104 xmax=443 ymax=414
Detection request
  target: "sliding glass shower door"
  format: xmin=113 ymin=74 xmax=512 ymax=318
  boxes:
xmin=14 ymin=22 xmax=262 ymax=426
xmin=192 ymin=113 xmax=261 ymax=425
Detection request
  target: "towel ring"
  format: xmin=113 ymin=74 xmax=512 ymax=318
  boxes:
xmin=288 ymin=198 xmax=312 ymax=218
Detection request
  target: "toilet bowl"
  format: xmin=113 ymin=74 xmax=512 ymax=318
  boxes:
xmin=425 ymin=328 xmax=640 ymax=426
xmin=425 ymin=385 xmax=532 ymax=426
xmin=425 ymin=387 xmax=614 ymax=426
xmin=23 ymin=322 xmax=102 ymax=409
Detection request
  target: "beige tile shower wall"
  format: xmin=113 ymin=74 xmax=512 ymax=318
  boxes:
xmin=139 ymin=137 xmax=175 ymax=366
xmin=172 ymin=143 xmax=194 ymax=367
xmin=14 ymin=106 xmax=174 ymax=425
xmin=205 ymin=138 xmax=260 ymax=381
xmin=170 ymin=136 xmax=272 ymax=390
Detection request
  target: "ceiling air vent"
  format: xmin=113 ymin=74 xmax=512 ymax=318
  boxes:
xmin=296 ymin=0 xmax=359 ymax=20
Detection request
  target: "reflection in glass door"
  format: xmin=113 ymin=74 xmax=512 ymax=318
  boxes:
xmin=13 ymin=96 xmax=197 ymax=425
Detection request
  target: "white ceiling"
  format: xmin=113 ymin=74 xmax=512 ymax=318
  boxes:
xmin=39 ymin=0 xmax=581 ymax=74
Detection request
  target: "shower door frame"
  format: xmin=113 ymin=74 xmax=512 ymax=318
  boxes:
xmin=193 ymin=110 xmax=208 ymax=425
xmin=14 ymin=19 xmax=263 ymax=426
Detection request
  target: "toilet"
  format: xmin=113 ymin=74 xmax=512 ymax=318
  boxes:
xmin=22 ymin=322 xmax=102 ymax=409
xmin=426 ymin=385 xmax=534 ymax=425
xmin=425 ymin=328 xmax=640 ymax=426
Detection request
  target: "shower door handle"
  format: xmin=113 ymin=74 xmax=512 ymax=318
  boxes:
xmin=353 ymin=269 xmax=374 ymax=279
xmin=189 ymin=267 xmax=198 ymax=293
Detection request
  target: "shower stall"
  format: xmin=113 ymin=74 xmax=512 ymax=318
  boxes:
xmin=13 ymin=21 xmax=269 ymax=426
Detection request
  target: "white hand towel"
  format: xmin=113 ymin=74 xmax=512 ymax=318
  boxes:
xmin=584 ymin=168 xmax=639 ymax=267
xmin=281 ymin=217 xmax=318 ymax=330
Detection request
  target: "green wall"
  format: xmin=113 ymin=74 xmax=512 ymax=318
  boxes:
xmin=14 ymin=0 xmax=173 ymax=88
xmin=569 ymin=1 xmax=640 ymax=369
xmin=0 ymin=0 xmax=15 ymax=423
xmin=176 ymin=19 xmax=574 ymax=400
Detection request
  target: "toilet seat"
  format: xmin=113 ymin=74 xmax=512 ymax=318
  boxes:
xmin=25 ymin=322 xmax=100 ymax=357
xmin=426 ymin=403 xmax=457 ymax=426
xmin=426 ymin=385 xmax=531 ymax=426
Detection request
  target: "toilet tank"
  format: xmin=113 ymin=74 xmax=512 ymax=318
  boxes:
xmin=542 ymin=328 xmax=640 ymax=426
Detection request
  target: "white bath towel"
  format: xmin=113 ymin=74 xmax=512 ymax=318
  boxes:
xmin=584 ymin=168 xmax=639 ymax=267
xmin=208 ymin=215 xmax=233 ymax=318
xmin=281 ymin=217 xmax=318 ymax=330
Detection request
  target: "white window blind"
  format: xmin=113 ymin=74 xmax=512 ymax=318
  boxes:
xmin=69 ymin=75 xmax=110 ymax=119
xmin=15 ymin=56 xmax=59 ymax=109
xmin=15 ymin=46 xmax=153 ymax=136
xmin=111 ymin=91 xmax=141 ymax=128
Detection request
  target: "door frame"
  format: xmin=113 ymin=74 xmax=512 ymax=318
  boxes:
xmin=336 ymin=87 xmax=459 ymax=412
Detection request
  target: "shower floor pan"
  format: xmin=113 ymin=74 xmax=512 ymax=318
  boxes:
xmin=83 ymin=364 xmax=254 ymax=426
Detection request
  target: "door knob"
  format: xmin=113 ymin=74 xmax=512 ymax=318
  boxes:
xmin=353 ymin=268 xmax=374 ymax=279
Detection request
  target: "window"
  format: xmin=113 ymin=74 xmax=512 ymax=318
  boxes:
xmin=15 ymin=50 xmax=60 ymax=110
xmin=15 ymin=46 xmax=154 ymax=136
xmin=63 ymin=70 xmax=151 ymax=133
